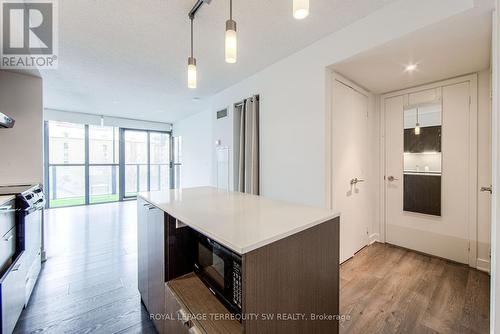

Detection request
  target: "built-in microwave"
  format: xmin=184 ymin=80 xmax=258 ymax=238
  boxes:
xmin=193 ymin=232 xmax=242 ymax=316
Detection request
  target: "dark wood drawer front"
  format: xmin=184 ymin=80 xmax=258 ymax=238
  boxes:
xmin=165 ymin=285 xmax=190 ymax=334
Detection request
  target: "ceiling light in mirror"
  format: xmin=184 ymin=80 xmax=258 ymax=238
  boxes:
xmin=405 ymin=64 xmax=418 ymax=72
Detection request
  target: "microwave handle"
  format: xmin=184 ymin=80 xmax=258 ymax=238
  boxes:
xmin=205 ymin=237 xmax=242 ymax=262
xmin=205 ymin=237 xmax=219 ymax=249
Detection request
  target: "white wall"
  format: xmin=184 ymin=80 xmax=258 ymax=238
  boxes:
xmin=206 ymin=0 xmax=475 ymax=207
xmin=0 ymin=71 xmax=43 ymax=186
xmin=173 ymin=109 xmax=214 ymax=188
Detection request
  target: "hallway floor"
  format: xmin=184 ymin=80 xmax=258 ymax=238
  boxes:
xmin=14 ymin=202 xmax=490 ymax=333
xmin=340 ymin=242 xmax=490 ymax=334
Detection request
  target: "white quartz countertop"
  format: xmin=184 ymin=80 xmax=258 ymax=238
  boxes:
xmin=138 ymin=187 xmax=340 ymax=254
xmin=0 ymin=195 xmax=15 ymax=206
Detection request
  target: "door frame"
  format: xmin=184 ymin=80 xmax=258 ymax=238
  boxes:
xmin=380 ymin=73 xmax=478 ymax=267
xmin=326 ymin=72 xmax=373 ymax=260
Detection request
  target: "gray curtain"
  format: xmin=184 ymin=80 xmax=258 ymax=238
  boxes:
xmin=237 ymin=95 xmax=259 ymax=195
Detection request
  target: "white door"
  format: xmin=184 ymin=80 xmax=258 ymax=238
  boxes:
xmin=331 ymin=78 xmax=370 ymax=263
xmin=477 ymin=71 xmax=492 ymax=271
xmin=385 ymin=80 xmax=476 ymax=264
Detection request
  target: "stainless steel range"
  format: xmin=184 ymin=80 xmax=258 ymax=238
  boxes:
xmin=0 ymin=184 xmax=44 ymax=334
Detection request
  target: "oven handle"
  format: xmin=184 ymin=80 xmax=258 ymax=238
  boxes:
xmin=25 ymin=206 xmax=44 ymax=214
xmin=0 ymin=205 xmax=19 ymax=213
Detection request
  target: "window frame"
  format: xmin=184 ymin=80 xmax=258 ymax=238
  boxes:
xmin=44 ymin=121 xmax=176 ymax=208
xmin=120 ymin=128 xmax=173 ymax=199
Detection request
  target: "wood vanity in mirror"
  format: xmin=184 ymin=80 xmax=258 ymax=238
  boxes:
xmin=403 ymin=102 xmax=442 ymax=216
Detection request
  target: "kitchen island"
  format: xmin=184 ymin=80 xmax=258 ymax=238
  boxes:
xmin=137 ymin=187 xmax=340 ymax=334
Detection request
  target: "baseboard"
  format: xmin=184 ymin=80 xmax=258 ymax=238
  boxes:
xmin=476 ymin=258 xmax=490 ymax=274
xmin=369 ymin=233 xmax=380 ymax=245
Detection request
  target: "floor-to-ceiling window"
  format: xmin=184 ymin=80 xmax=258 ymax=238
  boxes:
xmin=122 ymin=129 xmax=171 ymax=198
xmin=47 ymin=121 xmax=86 ymax=207
xmin=123 ymin=130 xmax=148 ymax=198
xmin=89 ymin=125 xmax=120 ymax=204
xmin=149 ymin=132 xmax=171 ymax=191
xmin=45 ymin=121 xmax=175 ymax=208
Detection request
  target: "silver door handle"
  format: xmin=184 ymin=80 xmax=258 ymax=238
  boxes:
xmin=387 ymin=176 xmax=399 ymax=182
xmin=350 ymin=178 xmax=365 ymax=185
xmin=3 ymin=235 xmax=13 ymax=242
xmin=480 ymin=186 xmax=492 ymax=194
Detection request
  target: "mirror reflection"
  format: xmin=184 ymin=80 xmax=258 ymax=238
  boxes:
xmin=403 ymin=102 xmax=442 ymax=216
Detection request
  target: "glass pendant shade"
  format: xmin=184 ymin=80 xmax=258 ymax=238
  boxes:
xmin=225 ymin=20 xmax=237 ymax=63
xmin=188 ymin=57 xmax=197 ymax=89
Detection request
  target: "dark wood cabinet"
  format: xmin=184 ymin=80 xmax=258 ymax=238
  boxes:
xmin=404 ymin=126 xmax=441 ymax=153
xmin=165 ymin=215 xmax=195 ymax=281
xmin=165 ymin=285 xmax=190 ymax=334
xmin=404 ymin=174 xmax=441 ymax=216
xmin=148 ymin=207 xmax=166 ymax=333
xmin=138 ymin=196 xmax=340 ymax=334
xmin=137 ymin=197 xmax=166 ymax=333
xmin=137 ymin=198 xmax=149 ymax=309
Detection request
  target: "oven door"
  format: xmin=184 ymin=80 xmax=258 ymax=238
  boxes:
xmin=194 ymin=236 xmax=241 ymax=314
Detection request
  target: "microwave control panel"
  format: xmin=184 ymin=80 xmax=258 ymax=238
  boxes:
xmin=233 ymin=261 xmax=242 ymax=309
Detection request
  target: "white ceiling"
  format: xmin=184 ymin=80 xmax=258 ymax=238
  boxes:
xmin=332 ymin=6 xmax=492 ymax=94
xmin=39 ymin=0 xmax=399 ymax=122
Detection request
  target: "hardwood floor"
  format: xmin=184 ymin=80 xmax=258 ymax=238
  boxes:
xmin=14 ymin=202 xmax=489 ymax=334
xmin=14 ymin=201 xmax=156 ymax=334
xmin=340 ymin=242 xmax=490 ymax=334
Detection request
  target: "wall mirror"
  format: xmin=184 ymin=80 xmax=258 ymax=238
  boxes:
xmin=403 ymin=102 xmax=442 ymax=216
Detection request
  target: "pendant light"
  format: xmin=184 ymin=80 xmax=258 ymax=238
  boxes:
xmin=225 ymin=0 xmax=237 ymax=63
xmin=414 ymin=107 xmax=421 ymax=135
xmin=187 ymin=18 xmax=197 ymax=89
xmin=293 ymin=0 xmax=309 ymax=20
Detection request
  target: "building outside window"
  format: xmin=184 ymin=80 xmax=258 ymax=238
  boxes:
xmin=45 ymin=120 xmax=178 ymax=208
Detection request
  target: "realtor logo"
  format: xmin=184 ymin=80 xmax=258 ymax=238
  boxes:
xmin=1 ymin=0 xmax=58 ymax=69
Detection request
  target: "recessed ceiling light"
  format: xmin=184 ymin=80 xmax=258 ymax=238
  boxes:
xmin=192 ymin=97 xmax=201 ymax=101
xmin=405 ymin=64 xmax=418 ymax=72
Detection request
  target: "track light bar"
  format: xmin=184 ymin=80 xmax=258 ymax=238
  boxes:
xmin=188 ymin=0 xmax=212 ymax=19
